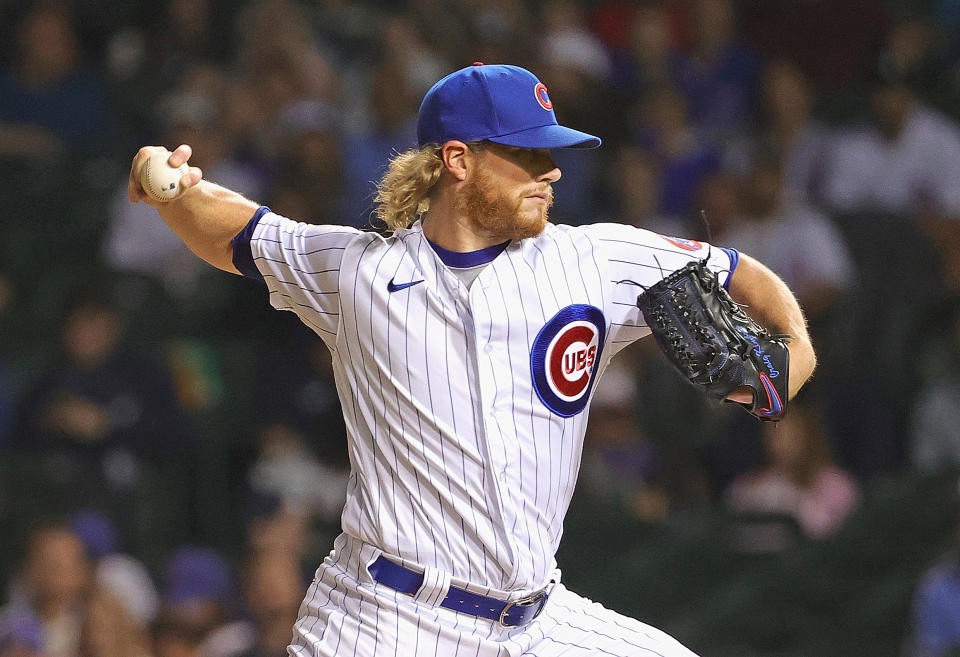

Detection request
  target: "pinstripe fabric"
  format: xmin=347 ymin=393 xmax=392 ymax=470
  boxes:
xmin=287 ymin=534 xmax=699 ymax=657
xmin=244 ymin=210 xmax=731 ymax=656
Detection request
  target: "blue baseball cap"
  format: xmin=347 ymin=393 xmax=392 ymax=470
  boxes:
xmin=163 ymin=546 xmax=232 ymax=606
xmin=417 ymin=63 xmax=601 ymax=150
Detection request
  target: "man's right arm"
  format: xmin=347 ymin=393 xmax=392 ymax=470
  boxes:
xmin=128 ymin=144 xmax=257 ymax=274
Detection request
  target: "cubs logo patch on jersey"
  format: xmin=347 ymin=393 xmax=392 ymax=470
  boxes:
xmin=530 ymin=304 xmax=606 ymax=417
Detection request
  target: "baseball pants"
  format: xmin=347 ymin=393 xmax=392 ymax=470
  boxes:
xmin=287 ymin=534 xmax=700 ymax=657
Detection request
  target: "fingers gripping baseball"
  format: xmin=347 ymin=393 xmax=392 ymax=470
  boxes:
xmin=128 ymin=144 xmax=203 ymax=204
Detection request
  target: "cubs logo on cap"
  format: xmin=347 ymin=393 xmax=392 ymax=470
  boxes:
xmin=530 ymin=304 xmax=606 ymax=417
xmin=534 ymin=83 xmax=553 ymax=110
xmin=417 ymin=64 xmax=601 ymax=150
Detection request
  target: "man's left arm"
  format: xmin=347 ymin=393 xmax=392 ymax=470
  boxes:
xmin=727 ymin=253 xmax=817 ymax=399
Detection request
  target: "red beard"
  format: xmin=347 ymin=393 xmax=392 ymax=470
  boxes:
xmin=455 ymin=166 xmax=552 ymax=241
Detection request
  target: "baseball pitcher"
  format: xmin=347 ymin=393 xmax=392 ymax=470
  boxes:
xmin=129 ymin=63 xmax=816 ymax=657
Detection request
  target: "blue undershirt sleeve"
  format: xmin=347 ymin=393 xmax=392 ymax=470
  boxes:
xmin=720 ymin=247 xmax=740 ymax=290
xmin=231 ymin=206 xmax=273 ymax=280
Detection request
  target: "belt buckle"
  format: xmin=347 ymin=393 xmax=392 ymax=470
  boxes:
xmin=498 ymin=590 xmax=547 ymax=627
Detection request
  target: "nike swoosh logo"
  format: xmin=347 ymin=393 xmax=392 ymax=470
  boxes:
xmin=757 ymin=372 xmax=784 ymax=418
xmin=387 ymin=278 xmax=424 ymax=293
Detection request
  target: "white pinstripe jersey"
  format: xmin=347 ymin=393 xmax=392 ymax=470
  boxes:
xmin=234 ymin=207 xmax=737 ymax=594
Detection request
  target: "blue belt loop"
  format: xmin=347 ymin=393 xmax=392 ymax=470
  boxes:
xmin=367 ymin=556 xmax=549 ymax=627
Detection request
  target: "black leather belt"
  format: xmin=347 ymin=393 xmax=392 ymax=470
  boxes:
xmin=368 ymin=556 xmax=549 ymax=627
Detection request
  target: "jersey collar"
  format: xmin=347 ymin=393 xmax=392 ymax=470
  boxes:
xmin=425 ymin=237 xmax=510 ymax=268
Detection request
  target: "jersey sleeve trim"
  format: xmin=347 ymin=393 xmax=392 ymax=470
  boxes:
xmin=720 ymin=247 xmax=739 ymax=290
xmin=231 ymin=206 xmax=272 ymax=280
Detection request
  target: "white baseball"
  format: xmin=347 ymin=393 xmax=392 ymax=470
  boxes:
xmin=141 ymin=151 xmax=189 ymax=202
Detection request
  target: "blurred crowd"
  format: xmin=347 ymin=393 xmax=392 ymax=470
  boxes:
xmin=1 ymin=0 xmax=960 ymax=655
xmin=0 ymin=509 xmax=314 ymax=657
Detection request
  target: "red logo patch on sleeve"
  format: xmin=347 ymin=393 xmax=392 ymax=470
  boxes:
xmin=660 ymin=236 xmax=703 ymax=252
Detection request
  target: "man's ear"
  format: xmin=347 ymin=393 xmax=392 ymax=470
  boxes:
xmin=440 ymin=141 xmax=473 ymax=182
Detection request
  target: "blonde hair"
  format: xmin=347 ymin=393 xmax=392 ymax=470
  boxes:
xmin=374 ymin=145 xmax=444 ymax=231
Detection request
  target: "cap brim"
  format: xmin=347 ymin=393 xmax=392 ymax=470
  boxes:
xmin=488 ymin=124 xmax=601 ymax=149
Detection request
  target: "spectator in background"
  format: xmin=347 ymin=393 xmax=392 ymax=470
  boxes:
xmin=160 ymin=547 xmax=254 ymax=657
xmin=266 ymin=99 xmax=345 ymax=223
xmin=631 ymin=84 xmax=721 ymax=218
xmin=341 ymin=16 xmax=436 ymax=227
xmin=103 ymin=0 xmax=233 ymax=143
xmin=145 ymin=0 xmax=232 ymax=81
xmin=824 ymin=26 xmax=960 ymax=221
xmin=606 ymin=2 xmax=677 ymax=105
xmin=13 ymin=295 xmax=193 ymax=502
xmin=298 ymin=1 xmax=383 ymax=63
xmin=720 ymin=155 xmax=856 ymax=322
xmin=3 ymin=523 xmax=91 ymax=657
xmin=540 ymin=0 xmax=612 ymax=86
xmin=907 ymin=512 xmax=960 ymax=657
xmin=78 ymin=585 xmax=152 ymax=657
xmin=724 ymin=60 xmax=834 ymax=207
xmin=602 ymin=142 xmax=714 ymax=247
xmin=237 ymin=550 xmax=305 ymax=657
xmin=603 ymin=145 xmax=670 ymax=229
xmin=460 ymin=0 xmax=535 ymax=65
xmin=377 ymin=12 xmax=450 ymax=101
xmin=669 ymin=0 xmax=763 ymax=140
xmin=68 ymin=509 xmax=160 ymax=630
xmin=824 ymin=20 xmax=960 ymax=292
xmin=245 ymin=423 xmax=348 ymax=529
xmin=341 ymin=57 xmax=420 ymax=227
xmin=724 ymin=403 xmax=860 ymax=552
xmin=910 ymin=299 xmax=960 ymax=475
xmin=104 ymin=63 xmax=266 ymax=306
xmin=241 ymin=420 xmax=344 ymax=566
xmin=252 ymin=335 xmax=348 ymax=469
xmin=0 ymin=2 xmax=111 ymax=162
xmin=227 ymin=0 xmax=337 ymax=168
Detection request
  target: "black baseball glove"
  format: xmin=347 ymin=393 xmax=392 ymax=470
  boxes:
xmin=635 ymin=259 xmax=791 ymax=421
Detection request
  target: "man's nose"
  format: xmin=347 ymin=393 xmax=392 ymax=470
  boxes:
xmin=537 ymin=153 xmax=562 ymax=183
